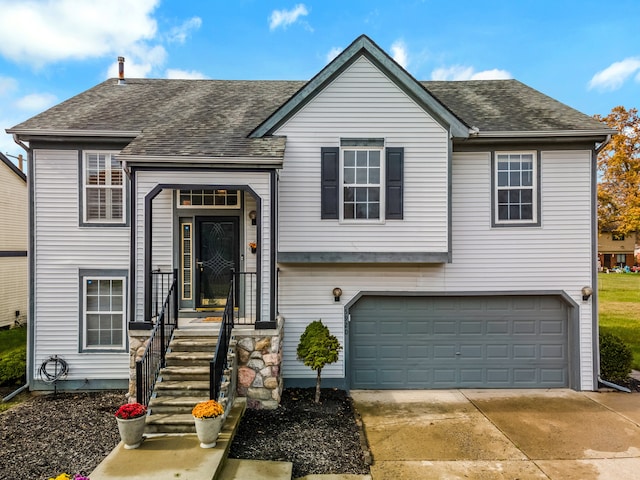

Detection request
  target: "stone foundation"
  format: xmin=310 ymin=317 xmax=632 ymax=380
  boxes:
xmin=233 ymin=315 xmax=284 ymax=410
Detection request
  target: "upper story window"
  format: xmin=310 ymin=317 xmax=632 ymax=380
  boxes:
xmin=612 ymin=233 xmax=625 ymax=241
xmin=83 ymin=151 xmax=124 ymax=224
xmin=321 ymin=141 xmax=403 ymax=222
xmin=342 ymin=149 xmax=382 ymax=220
xmin=493 ymin=152 xmax=539 ymax=226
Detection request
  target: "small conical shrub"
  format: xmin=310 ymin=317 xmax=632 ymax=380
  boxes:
xmin=297 ymin=320 xmax=342 ymax=403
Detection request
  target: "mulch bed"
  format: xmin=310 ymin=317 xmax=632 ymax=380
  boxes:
xmin=229 ymin=387 xmax=371 ymax=478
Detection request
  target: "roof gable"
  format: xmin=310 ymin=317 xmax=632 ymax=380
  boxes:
xmin=0 ymin=153 xmax=26 ymax=182
xmin=250 ymin=35 xmax=470 ymax=139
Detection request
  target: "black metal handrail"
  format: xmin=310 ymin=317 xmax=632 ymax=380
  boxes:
xmin=210 ymin=276 xmax=235 ymax=400
xmin=235 ymin=271 xmax=257 ymax=325
xmin=136 ymin=269 xmax=178 ymax=405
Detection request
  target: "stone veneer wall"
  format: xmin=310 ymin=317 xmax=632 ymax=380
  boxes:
xmin=127 ymin=330 xmax=152 ymax=402
xmin=234 ymin=315 xmax=284 ymax=410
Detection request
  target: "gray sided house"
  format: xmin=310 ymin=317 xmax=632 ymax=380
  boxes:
xmin=8 ymin=35 xmax=613 ymax=395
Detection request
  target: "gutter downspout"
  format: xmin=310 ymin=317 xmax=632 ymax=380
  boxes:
xmin=598 ymin=376 xmax=631 ymax=393
xmin=2 ymin=384 xmax=29 ymax=402
xmin=595 ymin=134 xmax=612 ymax=155
xmin=13 ymin=133 xmax=32 ymax=395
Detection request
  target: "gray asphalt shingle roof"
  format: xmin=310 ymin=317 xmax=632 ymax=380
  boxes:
xmin=423 ymin=79 xmax=607 ymax=132
xmin=9 ymin=76 xmax=609 ymax=159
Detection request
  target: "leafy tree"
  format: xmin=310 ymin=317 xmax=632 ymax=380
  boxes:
xmin=595 ymin=106 xmax=640 ymax=234
xmin=297 ymin=320 xmax=342 ymax=403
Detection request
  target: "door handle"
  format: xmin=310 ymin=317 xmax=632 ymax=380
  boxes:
xmin=196 ymin=260 xmax=204 ymax=272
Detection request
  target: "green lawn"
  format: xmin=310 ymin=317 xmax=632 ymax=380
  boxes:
xmin=598 ymin=273 xmax=640 ymax=369
xmin=0 ymin=326 xmax=27 ymax=412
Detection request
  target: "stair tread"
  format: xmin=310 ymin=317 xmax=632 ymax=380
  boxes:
xmin=173 ymin=329 xmax=219 ymax=337
xmin=171 ymin=337 xmax=217 ymax=343
xmin=219 ymin=459 xmax=293 ymax=480
xmin=146 ymin=413 xmax=197 ymax=425
xmin=161 ymin=366 xmax=210 ymax=374
xmin=166 ymin=351 xmax=212 ymax=358
xmin=155 ymin=380 xmax=209 ymax=388
xmin=149 ymin=395 xmax=208 ymax=406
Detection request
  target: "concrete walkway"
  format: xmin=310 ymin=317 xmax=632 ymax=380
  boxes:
xmin=352 ymin=389 xmax=640 ymax=480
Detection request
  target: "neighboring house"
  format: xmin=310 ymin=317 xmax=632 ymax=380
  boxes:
xmin=598 ymin=232 xmax=637 ymax=270
xmin=7 ymin=35 xmax=614 ymax=394
xmin=0 ymin=153 xmax=27 ymax=328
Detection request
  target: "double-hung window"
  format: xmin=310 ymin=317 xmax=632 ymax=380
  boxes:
xmin=320 ymin=142 xmax=403 ymax=221
xmin=81 ymin=273 xmax=126 ymax=351
xmin=83 ymin=151 xmax=124 ymax=224
xmin=494 ymin=152 xmax=538 ymax=226
xmin=343 ymin=149 xmax=382 ymax=220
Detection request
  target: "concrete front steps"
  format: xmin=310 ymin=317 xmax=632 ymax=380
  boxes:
xmin=146 ymin=328 xmax=218 ymax=434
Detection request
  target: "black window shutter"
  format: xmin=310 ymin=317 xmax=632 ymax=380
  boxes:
xmin=386 ymin=147 xmax=404 ymax=219
xmin=321 ymin=147 xmax=340 ymax=219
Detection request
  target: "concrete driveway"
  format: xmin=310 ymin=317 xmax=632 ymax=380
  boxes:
xmin=351 ymin=389 xmax=640 ymax=480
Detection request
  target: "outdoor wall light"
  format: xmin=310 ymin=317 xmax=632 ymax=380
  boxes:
xmin=248 ymin=210 xmax=257 ymax=225
xmin=581 ymin=286 xmax=593 ymax=301
xmin=332 ymin=287 xmax=343 ymax=302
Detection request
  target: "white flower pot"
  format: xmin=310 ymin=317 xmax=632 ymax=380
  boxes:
xmin=116 ymin=415 xmax=146 ymax=449
xmin=193 ymin=416 xmax=223 ymax=448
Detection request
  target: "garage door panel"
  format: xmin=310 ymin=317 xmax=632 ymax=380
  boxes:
xmin=487 ymin=320 xmax=509 ymax=334
xmin=487 ymin=369 xmax=510 ymax=383
xmin=460 ymin=369 xmax=483 ymax=383
xmin=460 ymin=344 xmax=483 ymax=359
xmin=541 ymin=320 xmax=564 ymax=334
xmin=350 ymin=295 xmax=568 ymax=389
xmin=541 ymin=369 xmax=566 ymax=383
xmin=433 ymin=321 xmax=456 ymax=334
xmin=540 ymin=344 xmax=564 ymax=358
xmin=487 ymin=344 xmax=509 ymax=359
xmin=513 ymin=320 xmax=536 ymax=334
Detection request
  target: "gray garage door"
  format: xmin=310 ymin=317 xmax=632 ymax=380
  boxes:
xmin=349 ymin=295 xmax=569 ymax=389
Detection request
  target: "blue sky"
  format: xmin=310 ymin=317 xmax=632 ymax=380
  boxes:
xmin=1 ymin=0 xmax=639 ymax=163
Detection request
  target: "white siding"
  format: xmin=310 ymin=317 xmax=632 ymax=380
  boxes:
xmin=279 ymin=149 xmax=595 ymax=390
xmin=32 ymin=149 xmax=130 ymax=380
xmin=134 ymin=170 xmax=273 ymax=322
xmin=276 ymin=56 xmax=449 ymax=252
xmin=0 ymin=161 xmax=27 ymax=327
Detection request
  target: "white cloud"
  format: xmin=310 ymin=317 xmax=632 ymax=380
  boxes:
xmin=0 ymin=76 xmax=18 ymax=96
xmin=14 ymin=93 xmax=58 ymax=112
xmin=165 ymin=69 xmax=207 ymax=80
xmin=326 ymin=47 xmax=342 ymax=63
xmin=0 ymin=0 xmax=160 ymax=66
xmin=588 ymin=57 xmax=640 ymax=91
xmin=168 ymin=17 xmax=202 ymax=44
xmin=269 ymin=4 xmax=309 ymax=31
xmin=390 ymin=40 xmax=408 ymax=69
xmin=431 ymin=65 xmax=512 ymax=81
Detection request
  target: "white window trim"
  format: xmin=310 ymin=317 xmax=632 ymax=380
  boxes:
xmin=493 ymin=151 xmax=538 ymax=226
xmin=339 ymin=147 xmax=386 ymax=224
xmin=82 ymin=275 xmax=127 ymax=351
xmin=82 ymin=150 xmax=125 ymax=224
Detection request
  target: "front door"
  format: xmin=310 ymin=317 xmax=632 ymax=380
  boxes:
xmin=195 ymin=217 xmax=239 ymax=309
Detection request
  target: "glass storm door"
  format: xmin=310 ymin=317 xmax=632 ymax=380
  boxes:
xmin=195 ymin=217 xmax=239 ymax=309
